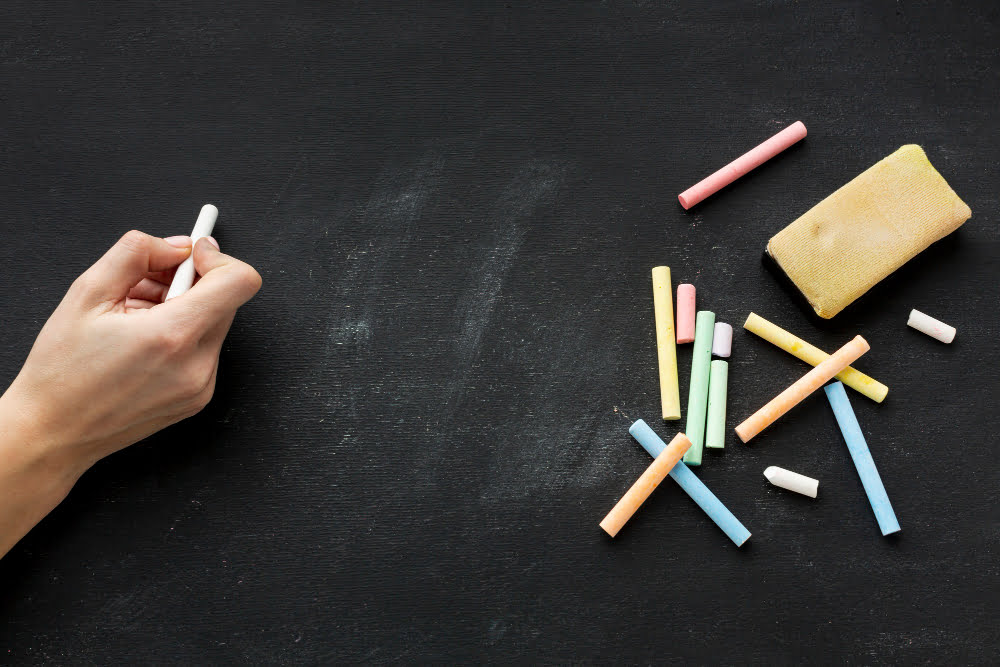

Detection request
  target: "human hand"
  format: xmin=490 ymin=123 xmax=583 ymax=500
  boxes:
xmin=0 ymin=230 xmax=262 ymax=480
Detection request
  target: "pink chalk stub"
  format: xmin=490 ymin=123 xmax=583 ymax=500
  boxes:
xmin=678 ymin=121 xmax=807 ymax=209
xmin=712 ymin=322 xmax=733 ymax=357
xmin=676 ymin=284 xmax=696 ymax=344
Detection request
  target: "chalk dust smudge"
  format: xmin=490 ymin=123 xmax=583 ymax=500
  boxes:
xmin=327 ymin=151 xmax=444 ymax=352
xmin=440 ymin=160 xmax=567 ymax=419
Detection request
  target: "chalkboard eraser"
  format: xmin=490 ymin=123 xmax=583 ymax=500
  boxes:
xmin=766 ymin=145 xmax=970 ymax=319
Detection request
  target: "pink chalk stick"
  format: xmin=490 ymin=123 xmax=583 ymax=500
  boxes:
xmin=676 ymin=284 xmax=696 ymax=344
xmin=678 ymin=121 xmax=807 ymax=209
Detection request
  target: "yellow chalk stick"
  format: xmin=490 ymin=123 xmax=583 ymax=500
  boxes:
xmin=735 ymin=336 xmax=870 ymax=443
xmin=651 ymin=267 xmax=681 ymax=420
xmin=743 ymin=313 xmax=888 ymax=403
xmin=600 ymin=432 xmax=692 ymax=537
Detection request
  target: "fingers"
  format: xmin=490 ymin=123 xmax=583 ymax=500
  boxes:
xmin=74 ymin=231 xmax=192 ymax=306
xmin=125 ymin=298 xmax=159 ymax=311
xmin=146 ymin=267 xmax=180 ymax=285
xmin=133 ymin=236 xmax=189 ymax=285
xmin=127 ymin=278 xmax=171 ymax=304
xmin=167 ymin=238 xmax=261 ymax=321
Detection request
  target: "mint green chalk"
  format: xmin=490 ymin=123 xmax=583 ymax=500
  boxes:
xmin=683 ymin=310 xmax=715 ymax=465
xmin=706 ymin=360 xmax=728 ymax=449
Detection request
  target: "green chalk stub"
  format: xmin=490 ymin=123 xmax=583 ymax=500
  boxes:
xmin=706 ymin=360 xmax=729 ymax=449
xmin=683 ymin=310 xmax=715 ymax=465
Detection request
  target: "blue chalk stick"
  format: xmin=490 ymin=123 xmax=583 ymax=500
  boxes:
xmin=824 ymin=382 xmax=901 ymax=536
xmin=629 ymin=420 xmax=751 ymax=547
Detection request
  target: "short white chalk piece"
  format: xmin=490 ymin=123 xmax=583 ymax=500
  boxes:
xmin=763 ymin=466 xmax=818 ymax=498
xmin=712 ymin=322 xmax=733 ymax=357
xmin=165 ymin=204 xmax=219 ymax=301
xmin=907 ymin=309 xmax=956 ymax=344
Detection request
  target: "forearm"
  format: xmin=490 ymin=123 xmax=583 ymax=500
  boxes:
xmin=0 ymin=388 xmax=85 ymax=558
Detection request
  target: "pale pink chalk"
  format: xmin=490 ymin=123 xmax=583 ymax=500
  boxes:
xmin=676 ymin=284 xmax=696 ymax=344
xmin=678 ymin=121 xmax=807 ymax=209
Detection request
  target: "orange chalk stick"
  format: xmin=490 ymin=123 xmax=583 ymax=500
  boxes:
xmin=735 ymin=336 xmax=870 ymax=443
xmin=600 ymin=433 xmax=692 ymax=537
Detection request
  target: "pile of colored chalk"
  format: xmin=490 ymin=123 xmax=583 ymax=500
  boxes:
xmin=597 ymin=120 xmax=964 ymax=545
xmin=599 ymin=283 xmax=901 ymax=543
xmin=739 ymin=314 xmax=900 ymax=536
xmin=601 ymin=271 xmax=749 ymax=544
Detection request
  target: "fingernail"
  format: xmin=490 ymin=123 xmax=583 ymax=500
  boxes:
xmin=164 ymin=235 xmax=192 ymax=248
xmin=205 ymin=236 xmax=220 ymax=250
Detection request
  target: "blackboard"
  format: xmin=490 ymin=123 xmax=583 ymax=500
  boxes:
xmin=1 ymin=2 xmax=997 ymax=663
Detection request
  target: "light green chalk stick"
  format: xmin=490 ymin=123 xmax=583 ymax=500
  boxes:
xmin=683 ymin=310 xmax=715 ymax=465
xmin=706 ymin=360 xmax=729 ymax=449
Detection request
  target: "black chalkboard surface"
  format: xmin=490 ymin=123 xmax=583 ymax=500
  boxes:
xmin=1 ymin=2 xmax=997 ymax=664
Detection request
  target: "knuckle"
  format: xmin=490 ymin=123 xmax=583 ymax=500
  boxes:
xmin=70 ymin=271 xmax=101 ymax=297
xmin=237 ymin=264 xmax=263 ymax=291
xmin=187 ymin=362 xmax=216 ymax=397
xmin=118 ymin=230 xmax=150 ymax=254
xmin=196 ymin=384 xmax=216 ymax=409
xmin=182 ymin=376 xmax=205 ymax=401
xmin=182 ymin=375 xmax=216 ymax=412
xmin=179 ymin=400 xmax=205 ymax=419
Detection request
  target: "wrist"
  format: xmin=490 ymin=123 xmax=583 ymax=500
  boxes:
xmin=0 ymin=385 xmax=90 ymax=494
xmin=0 ymin=385 xmax=87 ymax=557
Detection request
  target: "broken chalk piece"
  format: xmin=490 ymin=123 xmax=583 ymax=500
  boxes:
xmin=678 ymin=121 xmax=807 ymax=209
xmin=600 ymin=432 xmax=692 ymax=537
xmin=629 ymin=420 xmax=751 ymax=547
xmin=735 ymin=335 xmax=870 ymax=443
xmin=907 ymin=309 xmax=956 ymax=344
xmin=763 ymin=466 xmax=818 ymax=498
xmin=676 ymin=284 xmax=696 ymax=344
xmin=712 ymin=322 xmax=732 ymax=357
xmin=744 ymin=313 xmax=888 ymax=403
xmin=651 ymin=267 xmax=681 ymax=420
xmin=166 ymin=204 xmax=219 ymax=300
xmin=824 ymin=382 xmax=900 ymax=536
xmin=684 ymin=311 xmax=715 ymax=465
xmin=705 ymin=360 xmax=728 ymax=449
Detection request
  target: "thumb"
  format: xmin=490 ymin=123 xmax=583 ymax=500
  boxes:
xmin=167 ymin=237 xmax=261 ymax=320
xmin=76 ymin=231 xmax=192 ymax=305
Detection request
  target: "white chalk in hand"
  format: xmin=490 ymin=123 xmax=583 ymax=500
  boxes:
xmin=165 ymin=204 xmax=218 ymax=301
xmin=763 ymin=466 xmax=818 ymax=498
xmin=906 ymin=309 xmax=955 ymax=344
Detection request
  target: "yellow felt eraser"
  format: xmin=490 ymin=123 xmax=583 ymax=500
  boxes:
xmin=767 ymin=145 xmax=971 ymax=319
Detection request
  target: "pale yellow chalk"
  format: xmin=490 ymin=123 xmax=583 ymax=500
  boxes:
xmin=744 ymin=313 xmax=888 ymax=403
xmin=600 ymin=433 xmax=692 ymax=537
xmin=735 ymin=336 xmax=870 ymax=443
xmin=652 ymin=267 xmax=681 ymax=420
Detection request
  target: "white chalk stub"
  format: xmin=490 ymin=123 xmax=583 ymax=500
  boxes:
xmin=712 ymin=322 xmax=733 ymax=357
xmin=763 ymin=466 xmax=818 ymax=498
xmin=907 ymin=309 xmax=955 ymax=344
